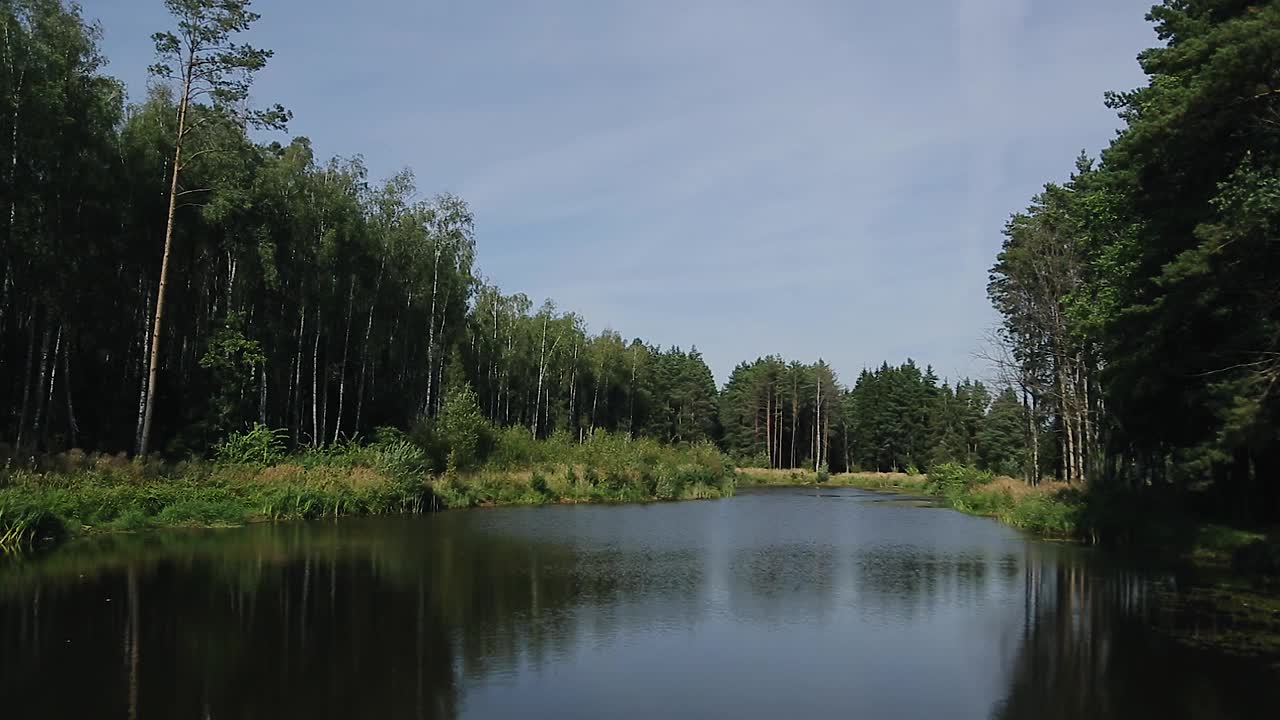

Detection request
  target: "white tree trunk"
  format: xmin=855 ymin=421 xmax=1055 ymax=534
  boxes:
xmin=333 ymin=279 xmax=353 ymax=443
xmin=140 ymin=61 xmax=192 ymax=456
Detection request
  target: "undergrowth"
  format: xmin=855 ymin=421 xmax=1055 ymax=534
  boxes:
xmin=0 ymin=428 xmax=735 ymax=551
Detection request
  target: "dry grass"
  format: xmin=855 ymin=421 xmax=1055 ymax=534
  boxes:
xmin=982 ymin=475 xmax=1075 ymax=499
xmin=834 ymin=471 xmax=916 ymax=484
xmin=737 ymin=468 xmax=922 ymax=488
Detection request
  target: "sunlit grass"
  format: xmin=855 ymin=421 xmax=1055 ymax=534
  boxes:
xmin=0 ymin=432 xmax=738 ymax=550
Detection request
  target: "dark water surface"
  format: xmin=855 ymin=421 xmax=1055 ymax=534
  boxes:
xmin=2 ymin=487 xmax=1277 ymax=719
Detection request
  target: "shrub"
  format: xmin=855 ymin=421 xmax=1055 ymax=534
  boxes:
xmin=489 ymin=426 xmax=549 ymax=469
xmin=1002 ymin=492 xmax=1082 ymax=537
xmin=371 ymin=440 xmax=429 ymax=479
xmin=0 ymin=500 xmax=64 ymax=550
xmin=436 ymin=383 xmax=493 ymax=470
xmin=530 ymin=471 xmax=551 ymax=498
xmin=214 ymin=424 xmax=287 ymax=466
xmin=925 ymin=463 xmax=993 ymax=499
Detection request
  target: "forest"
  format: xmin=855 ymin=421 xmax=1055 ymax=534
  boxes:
xmin=0 ymin=0 xmax=1022 ymax=475
xmin=988 ymin=0 xmax=1280 ymax=525
xmin=1 ymin=0 xmax=1278 ymax=529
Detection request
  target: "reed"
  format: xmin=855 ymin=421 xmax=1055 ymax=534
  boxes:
xmin=0 ymin=431 xmax=738 ymax=550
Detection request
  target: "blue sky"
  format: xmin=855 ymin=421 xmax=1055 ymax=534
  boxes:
xmin=89 ymin=0 xmax=1155 ymax=386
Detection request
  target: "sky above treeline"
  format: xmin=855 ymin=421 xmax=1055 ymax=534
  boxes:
xmin=90 ymin=0 xmax=1155 ymax=386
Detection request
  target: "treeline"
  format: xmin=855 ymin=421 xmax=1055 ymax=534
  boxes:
xmin=718 ymin=357 xmax=1023 ymax=475
xmin=0 ymin=0 xmax=1018 ymax=475
xmin=989 ymin=1 xmax=1280 ymax=521
xmin=6 ymin=0 xmax=1276 ymax=530
xmin=0 ymin=0 xmax=723 ymax=458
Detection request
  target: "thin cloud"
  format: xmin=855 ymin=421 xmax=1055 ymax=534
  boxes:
xmin=91 ymin=0 xmax=1155 ymax=385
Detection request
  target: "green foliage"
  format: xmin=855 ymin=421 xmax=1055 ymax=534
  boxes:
xmin=0 ymin=501 xmax=64 ymax=551
xmin=0 ymin=451 xmax=432 ymax=544
xmin=975 ymin=388 xmax=1025 ymax=477
xmin=214 ymin=424 xmax=287 ymax=466
xmin=529 ymin=471 xmax=551 ymax=498
xmin=199 ymin=312 xmax=266 ymax=436
xmin=1000 ymin=493 xmax=1082 ymax=537
xmin=435 ymin=383 xmax=492 ymax=471
xmin=487 ymin=426 xmax=556 ymax=469
xmin=8 ymin=0 xmax=1277 ymax=558
xmin=988 ymin=0 xmax=1280 ymax=520
xmin=423 ymin=432 xmax=736 ymax=507
xmin=923 ymin=463 xmax=994 ymax=501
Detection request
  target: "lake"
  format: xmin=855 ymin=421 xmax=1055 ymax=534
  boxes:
xmin=1 ymin=486 xmax=1276 ymax=719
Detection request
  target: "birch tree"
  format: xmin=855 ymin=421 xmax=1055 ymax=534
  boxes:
xmin=139 ymin=0 xmax=287 ymax=454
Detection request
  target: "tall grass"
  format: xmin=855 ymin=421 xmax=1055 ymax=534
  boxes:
xmin=737 ymin=468 xmax=932 ymax=493
xmin=431 ymin=430 xmax=736 ymax=508
xmin=0 ymin=439 xmax=434 ymax=550
xmin=0 ymin=429 xmax=737 ymax=550
xmin=748 ymin=463 xmax=1087 ymax=540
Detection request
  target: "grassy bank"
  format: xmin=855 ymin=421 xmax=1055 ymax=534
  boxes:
xmin=738 ymin=465 xmax=1079 ymax=536
xmin=737 ymin=464 xmax=1278 ymax=575
xmin=0 ymin=431 xmax=735 ymax=551
xmin=742 ymin=461 xmax=1080 ymax=535
xmin=430 ymin=430 xmax=735 ymax=508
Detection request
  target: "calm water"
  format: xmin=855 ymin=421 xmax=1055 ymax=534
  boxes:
xmin=1 ymin=487 xmax=1277 ymax=719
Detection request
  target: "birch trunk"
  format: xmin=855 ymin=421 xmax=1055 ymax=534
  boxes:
xmin=791 ymin=376 xmax=798 ymax=469
xmin=814 ymin=371 xmax=823 ymax=472
xmin=424 ymin=244 xmax=443 ymax=415
xmin=333 ymin=279 xmax=353 ymax=443
xmin=139 ymin=62 xmax=193 ymax=456
xmin=532 ymin=312 xmax=548 ymax=437
xmin=765 ymin=385 xmax=773 ymax=468
xmin=134 ymin=280 xmax=151 ymax=453
xmin=292 ymin=305 xmax=305 ymax=446
xmin=568 ymin=339 xmax=578 ymax=435
xmin=311 ymin=304 xmax=320 ymax=446
xmin=36 ymin=324 xmax=59 ymax=447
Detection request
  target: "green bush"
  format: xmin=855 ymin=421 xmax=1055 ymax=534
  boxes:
xmin=952 ymin=488 xmax=1014 ymax=516
xmin=1002 ymin=492 xmax=1082 ymax=536
xmin=371 ymin=440 xmax=429 ymax=479
xmin=489 ymin=426 xmax=550 ymax=469
xmin=530 ymin=471 xmax=551 ymax=498
xmin=0 ymin=499 xmax=64 ymax=550
xmin=436 ymin=384 xmax=493 ymax=470
xmin=925 ymin=463 xmax=994 ymax=500
xmin=214 ymin=424 xmax=287 ymax=466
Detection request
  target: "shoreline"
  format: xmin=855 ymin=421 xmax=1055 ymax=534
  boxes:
xmin=0 ymin=448 xmax=737 ymax=551
xmin=735 ymin=468 xmax=1276 ymax=578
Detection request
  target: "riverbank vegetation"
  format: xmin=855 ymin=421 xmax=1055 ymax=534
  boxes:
xmin=738 ymin=465 xmax=1277 ymax=574
xmin=737 ymin=465 xmax=1081 ymax=537
xmin=980 ymin=1 xmax=1280 ymax=568
xmin=0 ymin=410 xmax=735 ymax=550
xmin=0 ymin=1 xmax=1277 ymax=569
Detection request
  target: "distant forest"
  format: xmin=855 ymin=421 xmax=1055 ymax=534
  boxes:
xmin=1 ymin=1 xmax=1276 ymax=521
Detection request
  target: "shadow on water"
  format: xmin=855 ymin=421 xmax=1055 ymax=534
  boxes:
xmin=0 ymin=489 xmax=1276 ymax=719
xmin=992 ymin=556 xmax=1280 ymax=720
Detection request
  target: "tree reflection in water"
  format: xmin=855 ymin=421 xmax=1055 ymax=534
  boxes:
xmin=2 ymin=498 xmax=1277 ymax=720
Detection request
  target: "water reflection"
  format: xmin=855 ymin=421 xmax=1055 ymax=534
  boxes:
xmin=994 ymin=556 xmax=1280 ymax=719
xmin=0 ymin=488 xmax=1276 ymax=719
